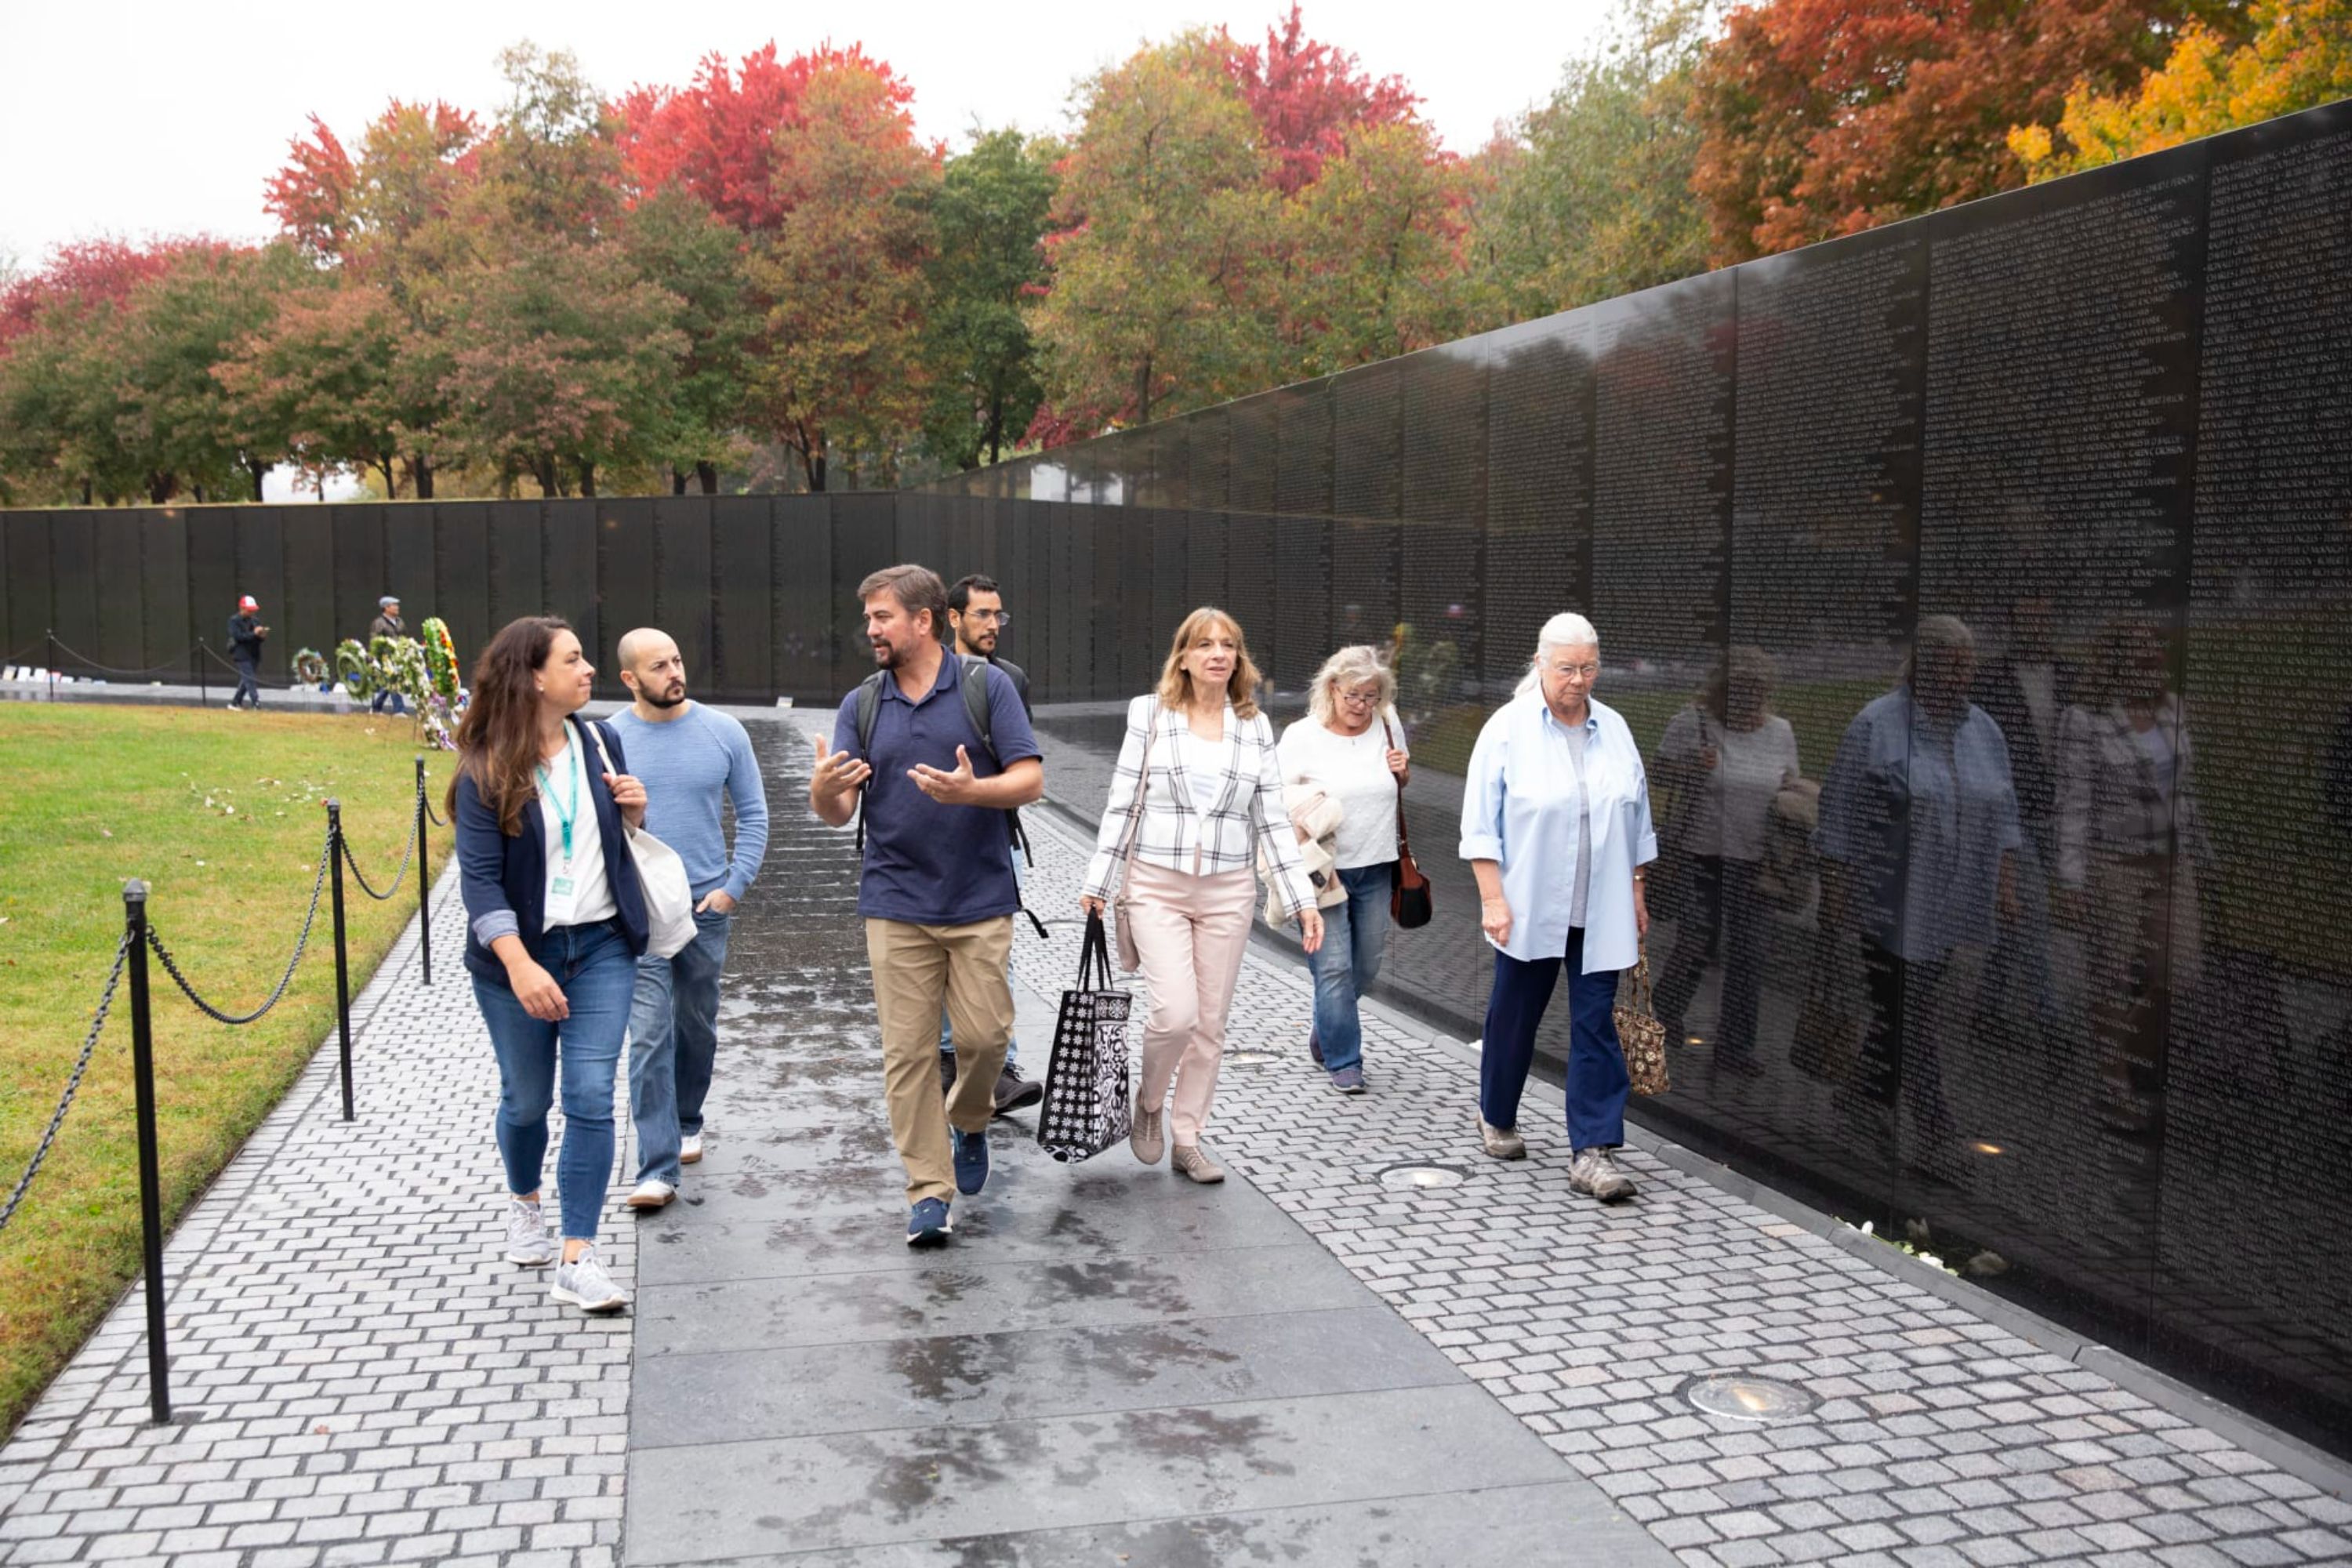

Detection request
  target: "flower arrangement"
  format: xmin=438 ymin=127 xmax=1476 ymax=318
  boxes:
xmin=421 ymin=617 xmax=461 ymax=699
xmin=292 ymin=648 xmax=330 ymax=688
xmin=334 ymin=639 xmax=375 ymax=700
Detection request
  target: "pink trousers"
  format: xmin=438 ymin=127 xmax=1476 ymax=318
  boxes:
xmin=1126 ymin=862 xmax=1257 ymax=1145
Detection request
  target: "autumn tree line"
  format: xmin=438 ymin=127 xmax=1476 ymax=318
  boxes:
xmin=2 ymin=0 xmax=2345 ymax=507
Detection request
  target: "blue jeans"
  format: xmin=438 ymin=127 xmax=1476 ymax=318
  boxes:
xmin=628 ymin=906 xmax=731 ymax=1184
xmin=1307 ymin=862 xmax=1393 ymax=1073
xmin=370 ymin=689 xmax=408 ymax=715
xmin=231 ymin=654 xmax=260 ymax=707
xmin=1479 ymin=926 xmax=1629 ymax=1151
xmin=472 ymin=919 xmax=637 ymax=1240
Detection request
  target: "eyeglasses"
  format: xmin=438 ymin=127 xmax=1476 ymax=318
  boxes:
xmin=1336 ymin=688 xmax=1383 ymax=708
xmin=1550 ymin=662 xmax=1601 ymax=681
xmin=965 ymin=609 xmax=1011 ymax=626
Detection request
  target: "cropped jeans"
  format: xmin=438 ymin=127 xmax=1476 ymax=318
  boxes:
xmin=473 ymin=918 xmax=637 ymax=1241
xmin=628 ymin=906 xmax=732 ymax=1186
xmin=1307 ymin=862 xmax=1394 ymax=1073
xmin=1479 ymin=925 xmax=1630 ymax=1152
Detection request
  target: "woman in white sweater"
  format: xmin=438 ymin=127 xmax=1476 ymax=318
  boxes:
xmin=1651 ymin=646 xmax=1799 ymax=1070
xmin=1279 ymin=646 xmax=1410 ymax=1094
xmin=1082 ymin=609 xmax=1324 ymax=1183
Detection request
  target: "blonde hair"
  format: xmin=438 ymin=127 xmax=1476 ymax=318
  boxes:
xmin=1156 ymin=607 xmax=1263 ymax=720
xmin=1308 ymin=644 xmax=1396 ymax=724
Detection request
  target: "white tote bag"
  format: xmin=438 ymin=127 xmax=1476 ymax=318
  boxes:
xmin=582 ymin=719 xmax=697 ymax=960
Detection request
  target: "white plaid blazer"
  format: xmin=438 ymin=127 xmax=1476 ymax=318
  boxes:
xmin=1083 ymin=695 xmax=1316 ymax=917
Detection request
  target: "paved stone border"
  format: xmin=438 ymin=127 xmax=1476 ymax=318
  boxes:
xmin=0 ymin=862 xmax=634 ymax=1568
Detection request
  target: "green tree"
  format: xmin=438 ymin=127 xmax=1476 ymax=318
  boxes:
xmin=1466 ymin=0 xmax=1715 ymax=323
xmin=920 ymin=127 xmax=1058 ymax=471
xmin=621 ymin=187 xmax=758 ymax=492
xmin=1279 ymin=119 xmax=1472 ymax=377
xmin=746 ymin=50 xmax=940 ymax=491
xmin=1031 ymin=31 xmax=1278 ymax=431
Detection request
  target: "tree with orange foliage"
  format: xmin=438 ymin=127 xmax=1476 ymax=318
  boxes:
xmin=1690 ymin=0 xmax=2251 ymax=261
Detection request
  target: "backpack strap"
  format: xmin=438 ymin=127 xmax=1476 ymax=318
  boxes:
xmin=851 ymin=671 xmax=887 ymax=858
xmin=957 ymin=656 xmax=1034 ymax=869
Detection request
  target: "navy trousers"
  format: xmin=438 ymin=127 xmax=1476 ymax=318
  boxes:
xmin=1479 ymin=926 xmax=1630 ymax=1151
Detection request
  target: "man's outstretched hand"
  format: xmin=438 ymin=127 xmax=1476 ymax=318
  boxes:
xmin=910 ymin=746 xmax=982 ymax=805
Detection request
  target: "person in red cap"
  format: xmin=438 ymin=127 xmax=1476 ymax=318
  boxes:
xmin=226 ymin=596 xmax=268 ymax=709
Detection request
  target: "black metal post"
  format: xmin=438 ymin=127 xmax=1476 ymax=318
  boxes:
xmin=46 ymin=629 xmax=56 ymax=702
xmin=327 ymin=800 xmax=354 ymax=1120
xmin=414 ymin=757 xmax=432 ymax=985
xmin=197 ymin=639 xmax=208 ymax=707
xmin=123 ymin=880 xmax=172 ymax=1425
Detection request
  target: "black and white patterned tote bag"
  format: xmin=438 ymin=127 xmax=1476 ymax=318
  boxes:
xmin=1036 ymin=913 xmax=1134 ymax=1163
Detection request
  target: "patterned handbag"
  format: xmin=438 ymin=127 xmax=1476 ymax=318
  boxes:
xmin=1036 ymin=913 xmax=1135 ymax=1163
xmin=1615 ymin=948 xmax=1671 ymax=1098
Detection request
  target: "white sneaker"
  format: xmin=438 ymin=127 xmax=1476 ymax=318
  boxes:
xmin=626 ymin=1178 xmax=676 ymax=1210
xmin=680 ymin=1134 xmax=703 ymax=1165
xmin=503 ymin=1197 xmax=556 ymax=1266
xmin=551 ymin=1244 xmax=627 ymax=1314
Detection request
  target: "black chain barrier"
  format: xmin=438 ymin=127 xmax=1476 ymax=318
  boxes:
xmin=341 ymin=809 xmax=418 ymax=902
xmin=0 ymin=933 xmax=131 ymax=1238
xmin=46 ymin=637 xmax=203 ymax=679
xmin=146 ymin=833 xmax=332 ymax=1025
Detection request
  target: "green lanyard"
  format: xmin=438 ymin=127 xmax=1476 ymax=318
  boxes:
xmin=535 ymin=732 xmax=580 ymax=869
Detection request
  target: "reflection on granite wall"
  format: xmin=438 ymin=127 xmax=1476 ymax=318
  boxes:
xmin=909 ymin=103 xmax=2352 ymax=1452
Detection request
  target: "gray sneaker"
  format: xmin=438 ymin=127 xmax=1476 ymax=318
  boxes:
xmin=1568 ymin=1147 xmax=1636 ymax=1203
xmin=1477 ymin=1116 xmax=1526 ymax=1160
xmin=551 ymin=1244 xmax=628 ymax=1314
xmin=503 ymin=1197 xmax=556 ymax=1267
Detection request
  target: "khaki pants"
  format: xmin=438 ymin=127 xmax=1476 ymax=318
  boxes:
xmin=1127 ymin=862 xmax=1257 ymax=1145
xmin=866 ymin=916 xmax=1015 ymax=1205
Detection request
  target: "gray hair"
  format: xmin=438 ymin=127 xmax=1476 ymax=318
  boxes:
xmin=1515 ymin=612 xmax=1601 ymax=696
xmin=1307 ymin=644 xmax=1396 ymax=724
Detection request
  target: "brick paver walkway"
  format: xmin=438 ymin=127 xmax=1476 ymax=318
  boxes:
xmin=3 ymin=711 xmax=2347 ymax=1567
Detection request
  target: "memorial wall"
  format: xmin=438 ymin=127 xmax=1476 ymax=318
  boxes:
xmin=5 ymin=100 xmax=2347 ymax=1449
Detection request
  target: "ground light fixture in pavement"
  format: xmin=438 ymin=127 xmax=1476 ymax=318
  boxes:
xmin=1681 ymin=1371 xmax=1824 ymax=1425
xmin=1377 ymin=1161 xmax=1470 ymax=1191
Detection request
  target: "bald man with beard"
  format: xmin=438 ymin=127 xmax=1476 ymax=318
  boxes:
xmin=609 ymin=628 xmax=771 ymax=1208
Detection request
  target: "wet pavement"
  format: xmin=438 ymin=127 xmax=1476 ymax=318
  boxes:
xmin=621 ymin=723 xmax=1668 ymax=1565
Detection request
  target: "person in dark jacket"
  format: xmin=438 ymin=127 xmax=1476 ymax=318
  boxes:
xmin=448 ymin=615 xmax=650 ymax=1316
xmin=938 ymin=573 xmax=1044 ymax=1113
xmin=368 ymin=596 xmax=409 ymax=716
xmin=226 ymin=596 xmax=267 ymax=709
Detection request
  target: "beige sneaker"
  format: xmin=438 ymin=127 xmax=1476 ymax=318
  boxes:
xmin=1171 ymin=1145 xmax=1225 ymax=1184
xmin=1478 ymin=1115 xmax=1527 ymax=1160
xmin=1130 ymin=1094 xmax=1166 ymax=1165
xmin=1568 ymin=1146 xmax=1636 ymax=1203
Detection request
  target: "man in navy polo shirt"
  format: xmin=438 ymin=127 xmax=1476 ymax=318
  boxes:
xmin=810 ymin=564 xmax=1044 ymax=1247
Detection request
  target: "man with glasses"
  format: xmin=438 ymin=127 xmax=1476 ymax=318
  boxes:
xmin=942 ymin=575 xmax=1045 ymax=1114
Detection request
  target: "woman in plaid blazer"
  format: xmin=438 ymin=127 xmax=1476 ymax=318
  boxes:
xmin=1082 ymin=608 xmax=1326 ymax=1183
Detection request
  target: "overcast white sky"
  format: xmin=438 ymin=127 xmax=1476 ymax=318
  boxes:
xmin=0 ymin=0 xmax=1613 ymax=268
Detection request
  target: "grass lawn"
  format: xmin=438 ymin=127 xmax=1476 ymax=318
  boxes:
xmin=0 ymin=703 xmax=452 ymax=1438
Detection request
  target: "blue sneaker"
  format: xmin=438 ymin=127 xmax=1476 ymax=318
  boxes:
xmin=906 ymin=1197 xmax=952 ymax=1247
xmin=1328 ymin=1065 xmax=1366 ymax=1094
xmin=952 ymin=1127 xmax=990 ymax=1196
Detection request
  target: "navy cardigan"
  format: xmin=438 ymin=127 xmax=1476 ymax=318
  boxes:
xmin=457 ymin=715 xmax=651 ymax=983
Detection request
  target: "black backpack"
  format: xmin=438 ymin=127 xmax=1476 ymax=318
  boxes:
xmin=853 ymin=655 xmax=1043 ymax=934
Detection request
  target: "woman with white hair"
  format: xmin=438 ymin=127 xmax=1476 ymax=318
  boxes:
xmin=1279 ymin=645 xmax=1411 ymax=1093
xmin=1458 ymin=613 xmax=1657 ymax=1202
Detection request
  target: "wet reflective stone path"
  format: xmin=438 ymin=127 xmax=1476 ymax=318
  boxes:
xmin=622 ymin=723 xmax=1666 ymax=1565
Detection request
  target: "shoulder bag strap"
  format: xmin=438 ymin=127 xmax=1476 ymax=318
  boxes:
xmin=1383 ymin=716 xmax=1414 ymax=863
xmin=1115 ymin=700 xmax=1159 ymax=891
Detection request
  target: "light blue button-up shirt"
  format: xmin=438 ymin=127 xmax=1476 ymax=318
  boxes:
xmin=1817 ymin=686 xmax=2021 ymax=963
xmin=1459 ymin=690 xmax=1659 ymax=973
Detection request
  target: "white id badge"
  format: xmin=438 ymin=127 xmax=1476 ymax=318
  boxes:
xmin=546 ymin=873 xmax=578 ymax=926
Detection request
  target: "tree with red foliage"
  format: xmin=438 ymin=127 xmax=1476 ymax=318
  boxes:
xmin=1690 ymin=0 xmax=2252 ymax=260
xmin=615 ymin=43 xmax=811 ymax=230
xmin=1225 ymin=4 xmax=1420 ymax=196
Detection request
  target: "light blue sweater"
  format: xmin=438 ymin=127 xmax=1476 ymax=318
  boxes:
xmin=604 ymin=704 xmax=770 ymax=902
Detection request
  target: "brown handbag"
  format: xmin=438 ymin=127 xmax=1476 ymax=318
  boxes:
xmin=1615 ymin=948 xmax=1671 ymax=1097
xmin=1383 ymin=717 xmax=1432 ymax=928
